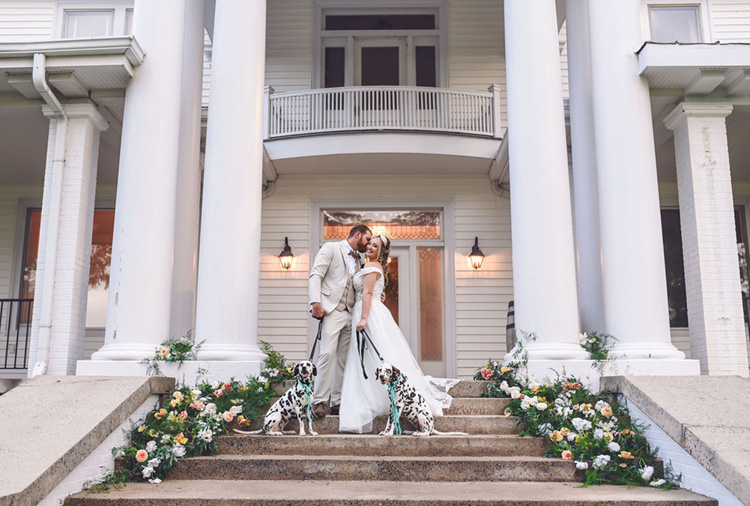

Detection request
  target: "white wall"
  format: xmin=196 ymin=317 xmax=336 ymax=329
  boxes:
xmin=258 ymin=173 xmax=512 ymax=379
xmin=0 ymin=0 xmax=54 ymax=43
xmin=712 ymin=0 xmax=750 ymax=42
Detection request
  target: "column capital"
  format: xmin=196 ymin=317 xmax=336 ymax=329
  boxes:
xmin=664 ymin=102 xmax=734 ymax=131
xmin=42 ymin=101 xmax=109 ymax=131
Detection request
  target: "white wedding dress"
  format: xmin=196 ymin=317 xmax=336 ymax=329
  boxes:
xmin=338 ymin=266 xmax=454 ymax=433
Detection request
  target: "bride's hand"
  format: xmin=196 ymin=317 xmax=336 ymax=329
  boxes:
xmin=356 ymin=318 xmax=367 ymax=331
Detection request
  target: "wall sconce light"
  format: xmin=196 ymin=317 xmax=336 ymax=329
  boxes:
xmin=469 ymin=236 xmax=485 ymax=270
xmin=278 ymin=237 xmax=294 ymax=270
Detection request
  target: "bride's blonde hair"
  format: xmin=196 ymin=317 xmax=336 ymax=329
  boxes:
xmin=373 ymin=234 xmax=391 ymax=285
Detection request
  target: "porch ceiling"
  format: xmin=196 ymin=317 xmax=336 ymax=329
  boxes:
xmin=264 ymin=132 xmax=502 ymax=176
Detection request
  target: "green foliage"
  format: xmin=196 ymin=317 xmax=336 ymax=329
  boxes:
xmin=578 ymin=331 xmax=617 ymax=372
xmin=259 ymin=340 xmax=296 ymax=384
xmin=140 ymin=333 xmax=204 ymax=376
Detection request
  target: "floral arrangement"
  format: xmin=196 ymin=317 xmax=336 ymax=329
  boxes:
xmin=112 ymin=376 xmax=273 ymax=483
xmin=259 ymin=340 xmax=296 ymax=384
xmin=140 ymin=333 xmax=203 ymax=376
xmin=474 ymin=355 xmax=676 ymax=488
xmin=579 ymin=331 xmax=617 ymax=367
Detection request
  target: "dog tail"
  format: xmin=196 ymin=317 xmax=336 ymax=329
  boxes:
xmin=432 ymin=430 xmax=469 ymax=436
xmin=232 ymin=428 xmax=264 ymax=435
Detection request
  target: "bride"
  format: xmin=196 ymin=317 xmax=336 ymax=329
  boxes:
xmin=338 ymin=234 xmax=453 ymax=433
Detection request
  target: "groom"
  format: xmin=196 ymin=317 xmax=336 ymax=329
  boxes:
xmin=308 ymin=224 xmax=372 ymax=417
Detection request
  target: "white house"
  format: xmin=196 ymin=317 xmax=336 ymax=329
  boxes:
xmin=0 ymin=0 xmax=749 ymax=387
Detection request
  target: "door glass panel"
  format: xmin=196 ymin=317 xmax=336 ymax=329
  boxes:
xmin=325 ymin=47 xmax=345 ymax=88
xmin=416 ymin=46 xmax=437 ymax=87
xmin=86 ymin=210 xmax=114 ymax=328
xmin=20 ymin=209 xmax=41 ymax=302
xmin=63 ymin=10 xmax=115 ymax=38
xmin=323 ymin=210 xmax=441 ymax=240
xmin=384 ymin=257 xmax=399 ymax=325
xmin=661 ymin=209 xmax=688 ymax=327
xmin=419 ymin=247 xmax=443 ymax=362
xmin=361 ymin=47 xmax=400 ymax=86
xmin=326 ymin=14 xmax=435 ymax=31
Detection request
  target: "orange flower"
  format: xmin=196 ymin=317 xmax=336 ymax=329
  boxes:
xmin=601 ymin=406 xmax=613 ymax=417
xmin=135 ymin=449 xmax=149 ymax=462
xmin=222 ymin=411 xmax=234 ymax=423
xmin=561 ymin=450 xmax=573 ymax=460
xmin=174 ymin=433 xmax=188 ymax=445
xmin=560 ymin=427 xmax=570 ymax=437
xmin=154 ymin=408 xmax=167 ymax=420
xmin=619 ymin=451 xmax=634 ymax=459
xmin=178 ymin=410 xmax=188 ymax=420
xmin=550 ymin=431 xmax=564 ymax=442
xmin=500 ymin=366 xmax=511 ymax=374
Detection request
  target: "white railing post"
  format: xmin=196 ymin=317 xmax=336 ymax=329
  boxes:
xmin=263 ymin=85 xmax=274 ymax=139
xmin=488 ymin=84 xmax=502 ymax=138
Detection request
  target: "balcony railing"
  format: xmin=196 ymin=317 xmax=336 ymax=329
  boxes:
xmin=263 ymin=85 xmax=502 ymax=140
xmin=1 ymin=298 xmax=33 ymax=370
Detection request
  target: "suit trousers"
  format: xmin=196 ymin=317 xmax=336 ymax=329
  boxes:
xmin=313 ymin=306 xmax=352 ymax=407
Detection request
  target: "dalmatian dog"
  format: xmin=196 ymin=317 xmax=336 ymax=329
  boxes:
xmin=234 ymin=361 xmax=318 ymax=436
xmin=376 ymin=363 xmax=467 ymax=437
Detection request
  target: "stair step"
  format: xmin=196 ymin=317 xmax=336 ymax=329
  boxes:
xmin=448 ymin=379 xmax=490 ymax=398
xmin=168 ymin=455 xmax=579 ymax=482
xmin=445 ymin=396 xmax=509 ymax=415
xmin=246 ymin=414 xmax=521 ymax=435
xmin=218 ymin=433 xmax=546 ymax=457
xmin=66 ymin=480 xmax=718 ymax=505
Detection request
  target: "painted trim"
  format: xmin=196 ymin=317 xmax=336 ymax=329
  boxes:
xmin=54 ymin=0 xmax=134 ymax=39
xmin=640 ymin=0 xmax=714 ymax=43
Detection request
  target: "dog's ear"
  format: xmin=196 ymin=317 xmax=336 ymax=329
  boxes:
xmin=312 ymin=364 xmax=317 ymax=376
xmin=293 ymin=363 xmax=300 ymax=377
xmin=390 ymin=366 xmax=401 ymax=382
xmin=374 ymin=366 xmax=380 ymax=378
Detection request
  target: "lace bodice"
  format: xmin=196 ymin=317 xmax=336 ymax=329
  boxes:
xmin=353 ymin=266 xmax=384 ymax=303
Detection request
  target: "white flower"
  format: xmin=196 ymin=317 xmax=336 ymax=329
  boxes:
xmin=197 ymin=427 xmax=213 ymax=442
xmin=536 ymin=402 xmax=548 ymax=411
xmin=579 ymin=332 xmax=588 ymax=344
xmin=593 ymin=454 xmax=611 ymax=470
xmin=593 ymin=429 xmax=604 ymax=440
xmin=537 ymin=423 xmax=553 ymax=436
xmin=191 ymin=389 xmax=201 ymax=397
xmin=229 ymin=405 xmax=243 ymax=415
xmin=172 ymin=444 xmax=186 ymax=457
xmin=520 ymin=395 xmax=538 ymax=411
xmin=563 ymin=407 xmax=573 ymax=418
xmin=607 ymin=442 xmax=620 ymax=453
xmin=161 ymin=434 xmax=172 ymax=444
xmin=142 ymin=466 xmax=154 ymax=478
xmin=575 ymin=461 xmax=589 ymax=470
xmin=147 ymin=458 xmax=161 ymax=468
xmin=595 ymin=400 xmax=610 ymax=412
xmin=148 ymin=477 xmax=162 ymax=484
xmin=650 ymin=479 xmax=666 ymax=487
xmin=145 ymin=440 xmax=157 ymax=453
xmin=640 ymin=466 xmax=654 ymax=481
xmin=210 ymin=381 xmax=220 ymax=390
xmin=571 ymin=417 xmax=592 ymax=432
xmin=499 ymin=381 xmax=509 ymax=390
xmin=508 ymin=387 xmax=522 ymax=399
xmin=567 ymin=432 xmax=578 ymax=442
xmin=204 ymin=403 xmax=217 ymax=415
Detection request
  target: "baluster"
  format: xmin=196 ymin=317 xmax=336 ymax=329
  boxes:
xmin=23 ymin=301 xmax=31 ymax=369
xmin=1 ymin=300 xmax=6 ymax=369
xmin=12 ymin=300 xmax=19 ymax=369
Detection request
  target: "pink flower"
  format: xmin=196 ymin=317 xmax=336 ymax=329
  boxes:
xmin=159 ymin=347 xmax=169 ymax=357
xmin=222 ymin=411 xmax=234 ymax=422
xmin=481 ymin=368 xmax=493 ymax=380
xmin=561 ymin=450 xmax=573 ymax=460
xmin=178 ymin=411 xmax=188 ymax=420
xmin=601 ymin=406 xmax=613 ymax=417
xmin=135 ymin=449 xmax=149 ymax=463
xmin=214 ymin=389 xmax=224 ymax=398
xmin=223 ymin=382 xmax=233 ymax=392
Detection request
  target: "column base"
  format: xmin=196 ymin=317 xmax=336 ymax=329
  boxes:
xmin=505 ymin=342 xmax=590 ymax=362
xmin=611 ymin=342 xmax=687 ymax=360
xmin=76 ymin=359 xmax=262 ymax=385
xmin=90 ymin=343 xmax=163 ymax=361
xmin=521 ymin=358 xmax=700 ymax=392
xmin=197 ymin=343 xmax=267 ymax=362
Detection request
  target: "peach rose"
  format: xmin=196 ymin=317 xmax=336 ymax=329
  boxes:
xmin=154 ymin=408 xmax=167 ymax=420
xmin=174 ymin=433 xmax=188 ymax=445
xmin=601 ymin=406 xmax=613 ymax=417
xmin=500 ymin=366 xmax=511 ymax=374
xmin=159 ymin=347 xmax=169 ymax=357
xmin=619 ymin=451 xmax=634 ymax=459
xmin=223 ymin=382 xmax=233 ymax=392
xmin=222 ymin=411 xmax=234 ymax=422
xmin=561 ymin=450 xmax=573 ymax=460
xmin=560 ymin=427 xmax=570 ymax=437
xmin=481 ymin=368 xmax=493 ymax=380
xmin=178 ymin=411 xmax=188 ymax=420
xmin=550 ymin=431 xmax=564 ymax=442
xmin=135 ymin=449 xmax=149 ymax=463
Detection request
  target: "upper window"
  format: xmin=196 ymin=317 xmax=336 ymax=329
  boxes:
xmin=322 ymin=210 xmax=442 ymax=240
xmin=56 ymin=1 xmax=133 ymax=38
xmin=648 ymin=5 xmax=702 ymax=42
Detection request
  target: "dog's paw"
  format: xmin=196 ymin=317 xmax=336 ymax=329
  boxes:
xmin=309 ymin=430 xmax=319 ymax=436
xmin=283 ymin=430 xmax=296 ymax=435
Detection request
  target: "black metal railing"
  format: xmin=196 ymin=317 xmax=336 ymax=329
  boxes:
xmin=1 ymin=298 xmax=33 ymax=370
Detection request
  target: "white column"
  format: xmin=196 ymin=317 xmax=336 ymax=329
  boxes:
xmin=170 ymin=0 xmax=205 ymax=340
xmin=665 ymin=102 xmax=749 ymax=376
xmin=587 ymin=0 xmax=685 ymax=360
xmin=566 ymin=0 xmax=605 ymax=333
xmin=91 ymin=0 xmax=187 ymax=360
xmin=193 ymin=1 xmax=266 ymax=363
xmin=504 ymin=0 xmax=587 ymax=361
xmin=28 ymin=104 xmax=108 ymax=375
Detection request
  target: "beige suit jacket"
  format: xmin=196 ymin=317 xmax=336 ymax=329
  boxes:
xmin=309 ymin=240 xmax=356 ymax=315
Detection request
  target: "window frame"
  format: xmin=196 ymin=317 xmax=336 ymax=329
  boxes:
xmin=641 ymin=0 xmax=713 ymax=43
xmin=54 ymin=0 xmax=134 ymax=39
xmin=312 ymin=0 xmax=449 ymax=89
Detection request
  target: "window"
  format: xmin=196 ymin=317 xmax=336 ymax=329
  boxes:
xmin=316 ymin=7 xmax=446 ymax=89
xmin=649 ymin=5 xmax=702 ymax=42
xmin=20 ymin=209 xmax=114 ymax=328
xmin=56 ymin=1 xmax=134 ymax=38
xmin=322 ymin=210 xmax=442 ymax=240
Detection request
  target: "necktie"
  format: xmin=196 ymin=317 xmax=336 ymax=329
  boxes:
xmin=348 ymin=250 xmax=361 ymax=272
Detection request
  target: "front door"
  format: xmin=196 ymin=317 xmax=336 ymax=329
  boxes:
xmin=353 ymin=37 xmax=406 ymax=86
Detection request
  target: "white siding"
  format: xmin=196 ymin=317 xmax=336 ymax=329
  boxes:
xmin=202 ymin=30 xmax=212 ymax=109
xmin=265 ymin=0 xmax=313 ymax=93
xmin=711 ymin=0 xmax=750 ymax=42
xmin=448 ymin=0 xmax=507 ymax=132
xmin=0 ymin=1 xmax=54 ymax=43
xmin=259 ymin=174 xmax=512 ymax=379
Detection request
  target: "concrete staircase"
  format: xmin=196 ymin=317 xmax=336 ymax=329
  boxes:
xmin=66 ymin=380 xmax=716 ymax=505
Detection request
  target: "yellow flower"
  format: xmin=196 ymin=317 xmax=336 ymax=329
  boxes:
xmin=550 ymin=431 xmax=564 ymax=442
xmin=500 ymin=366 xmax=511 ymax=374
xmin=619 ymin=451 xmax=634 ymax=459
xmin=170 ymin=399 xmax=179 ymax=408
xmin=154 ymin=408 xmax=167 ymax=420
xmin=173 ymin=391 xmax=184 ymax=401
xmin=238 ymin=386 xmax=248 ymax=393
xmin=137 ymin=425 xmax=146 ymax=433
xmin=149 ymin=429 xmax=158 ymax=437
xmin=560 ymin=427 xmax=570 ymax=437
xmin=588 ymin=339 xmax=596 ymax=344
xmin=174 ymin=432 xmax=188 ymax=445
xmin=620 ymin=463 xmax=627 ymax=468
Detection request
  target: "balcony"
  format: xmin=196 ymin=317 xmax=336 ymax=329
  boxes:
xmin=262 ymin=86 xmax=503 ymax=177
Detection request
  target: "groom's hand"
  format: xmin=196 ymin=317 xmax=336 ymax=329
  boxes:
xmin=311 ymin=302 xmax=324 ymax=319
xmin=381 ymin=292 xmax=386 ymax=303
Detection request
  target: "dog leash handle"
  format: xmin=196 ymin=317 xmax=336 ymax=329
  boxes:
xmin=308 ymin=317 xmax=323 ymax=362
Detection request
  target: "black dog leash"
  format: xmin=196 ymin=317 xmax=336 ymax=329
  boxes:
xmin=356 ymin=328 xmax=384 ymax=379
xmin=309 ymin=316 xmax=323 ymax=362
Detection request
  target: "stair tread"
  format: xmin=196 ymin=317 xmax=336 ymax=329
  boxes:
xmin=67 ymin=480 xmax=717 ymax=505
xmin=186 ymin=454 xmax=568 ymax=462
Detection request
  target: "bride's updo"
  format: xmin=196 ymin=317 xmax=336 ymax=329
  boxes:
xmin=375 ymin=234 xmax=391 ymax=284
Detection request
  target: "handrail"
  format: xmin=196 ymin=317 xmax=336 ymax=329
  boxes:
xmin=0 ymin=298 xmax=34 ymax=370
xmin=265 ymin=85 xmax=502 ymax=140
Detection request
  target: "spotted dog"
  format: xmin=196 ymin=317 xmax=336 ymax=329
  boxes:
xmin=234 ymin=361 xmax=318 ymax=436
xmin=376 ymin=363 xmax=467 ymax=437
